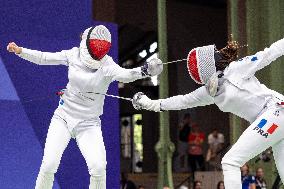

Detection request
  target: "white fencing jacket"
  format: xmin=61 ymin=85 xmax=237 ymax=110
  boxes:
xmin=17 ymin=47 xmax=144 ymax=120
xmin=161 ymin=38 xmax=284 ymax=123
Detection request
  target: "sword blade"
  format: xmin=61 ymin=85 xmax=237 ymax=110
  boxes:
xmin=90 ymin=92 xmax=133 ymax=101
xmin=161 ymin=58 xmax=187 ymax=65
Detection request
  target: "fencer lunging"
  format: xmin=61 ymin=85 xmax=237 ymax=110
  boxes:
xmin=7 ymin=25 xmax=163 ymax=189
xmin=132 ymin=38 xmax=284 ymax=189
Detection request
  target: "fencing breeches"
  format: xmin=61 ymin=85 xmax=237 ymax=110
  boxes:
xmin=35 ymin=114 xmax=106 ymax=189
xmin=221 ymin=106 xmax=284 ymax=189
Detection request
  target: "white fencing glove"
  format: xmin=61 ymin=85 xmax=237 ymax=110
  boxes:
xmin=132 ymin=92 xmax=161 ymax=112
xmin=141 ymin=58 xmax=163 ymax=76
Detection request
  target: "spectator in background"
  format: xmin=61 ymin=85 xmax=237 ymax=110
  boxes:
xmin=138 ymin=185 xmax=145 ymax=189
xmin=163 ymin=187 xmax=170 ymax=189
xmin=179 ymin=185 xmax=188 ymax=189
xmin=188 ymin=123 xmax=205 ymax=173
xmin=217 ymin=181 xmax=225 ymax=189
xmin=177 ymin=113 xmax=192 ymax=172
xmin=193 ymin=180 xmax=202 ymax=189
xmin=179 ymin=113 xmax=192 ymax=142
xmin=120 ymin=172 xmax=137 ymax=189
xmin=255 ymin=168 xmax=267 ymax=189
xmin=206 ymin=129 xmax=225 ymax=171
xmin=241 ymin=164 xmax=256 ymax=189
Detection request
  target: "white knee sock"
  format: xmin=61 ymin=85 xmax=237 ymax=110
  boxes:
xmin=35 ymin=171 xmax=54 ymax=189
xmin=89 ymin=172 xmax=106 ymax=189
xmin=222 ymin=163 xmax=241 ymax=189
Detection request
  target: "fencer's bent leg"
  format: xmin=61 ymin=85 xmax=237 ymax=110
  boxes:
xmin=35 ymin=116 xmax=71 ymax=189
xmin=76 ymin=121 xmax=106 ymax=189
xmin=221 ymin=107 xmax=284 ymax=189
xmin=272 ymin=139 xmax=284 ymax=181
xmin=222 ymin=163 xmax=241 ymax=189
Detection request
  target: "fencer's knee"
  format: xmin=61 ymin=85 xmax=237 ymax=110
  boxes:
xmin=221 ymin=162 xmax=240 ymax=172
xmin=221 ymin=154 xmax=230 ymax=166
xmin=221 ymin=151 xmax=244 ymax=169
xmin=40 ymin=159 xmax=60 ymax=174
xmin=89 ymin=161 xmax=107 ymax=177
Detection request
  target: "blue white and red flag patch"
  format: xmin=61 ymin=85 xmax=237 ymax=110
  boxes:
xmin=253 ymin=119 xmax=278 ymax=138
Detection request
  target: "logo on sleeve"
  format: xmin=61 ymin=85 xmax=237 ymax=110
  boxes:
xmin=237 ymin=56 xmax=254 ymax=62
xmin=59 ymin=99 xmax=64 ymax=105
xmin=253 ymin=119 xmax=278 ymax=138
xmin=274 ymin=110 xmax=280 ymax=117
xmin=251 ymin=56 xmax=258 ymax=62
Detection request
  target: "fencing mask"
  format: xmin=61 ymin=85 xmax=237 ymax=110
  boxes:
xmin=187 ymin=45 xmax=217 ymax=84
xmin=80 ymin=25 xmax=111 ymax=69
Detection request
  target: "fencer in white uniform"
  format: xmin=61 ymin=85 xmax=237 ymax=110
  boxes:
xmin=7 ymin=25 xmax=163 ymax=189
xmin=132 ymin=38 xmax=284 ymax=189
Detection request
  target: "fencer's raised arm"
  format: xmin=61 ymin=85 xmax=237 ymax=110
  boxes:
xmin=230 ymin=38 xmax=284 ymax=77
xmin=132 ymin=86 xmax=214 ymax=112
xmin=7 ymin=42 xmax=69 ymax=66
xmin=104 ymin=58 xmax=163 ymax=83
xmin=17 ymin=48 xmax=69 ymax=66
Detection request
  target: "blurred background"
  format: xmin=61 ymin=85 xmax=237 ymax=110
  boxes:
xmin=1 ymin=0 xmax=284 ymax=189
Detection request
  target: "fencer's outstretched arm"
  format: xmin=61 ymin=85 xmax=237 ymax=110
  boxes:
xmin=7 ymin=42 xmax=69 ymax=66
xmin=160 ymin=86 xmax=214 ymax=110
xmin=110 ymin=65 xmax=147 ymax=83
xmin=132 ymin=86 xmax=214 ymax=112
xmin=105 ymin=58 xmax=163 ymax=83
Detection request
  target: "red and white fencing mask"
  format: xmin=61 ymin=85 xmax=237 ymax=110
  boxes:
xmin=187 ymin=45 xmax=216 ymax=84
xmin=80 ymin=25 xmax=111 ymax=69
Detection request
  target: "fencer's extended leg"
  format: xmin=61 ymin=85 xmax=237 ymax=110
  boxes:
xmin=221 ymin=107 xmax=284 ymax=189
xmin=76 ymin=121 xmax=107 ymax=189
xmin=35 ymin=171 xmax=54 ymax=189
xmin=35 ymin=115 xmax=71 ymax=189
xmin=272 ymin=139 xmax=284 ymax=182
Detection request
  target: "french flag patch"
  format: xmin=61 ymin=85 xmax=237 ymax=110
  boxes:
xmin=253 ymin=119 xmax=279 ymax=138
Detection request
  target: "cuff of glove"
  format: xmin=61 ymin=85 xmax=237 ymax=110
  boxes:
xmin=16 ymin=47 xmax=27 ymax=57
xmin=141 ymin=64 xmax=150 ymax=76
xmin=143 ymin=99 xmax=161 ymax=112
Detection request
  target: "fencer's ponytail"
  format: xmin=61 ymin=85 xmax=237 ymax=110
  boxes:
xmin=215 ymin=38 xmax=242 ymax=71
xmin=219 ymin=40 xmax=240 ymax=62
